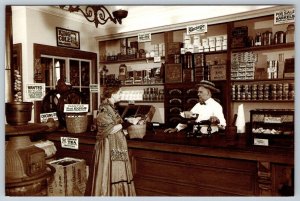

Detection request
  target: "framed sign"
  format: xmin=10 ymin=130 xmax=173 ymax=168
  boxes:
xmin=56 ymin=27 xmax=80 ymax=49
xmin=211 ymin=64 xmax=227 ymax=81
xmin=165 ymin=64 xmax=182 ymax=83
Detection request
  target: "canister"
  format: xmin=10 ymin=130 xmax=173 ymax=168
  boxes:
xmin=274 ymin=31 xmax=285 ymax=44
xmin=285 ymin=24 xmax=295 ymax=43
xmin=262 ymin=31 xmax=272 ymax=45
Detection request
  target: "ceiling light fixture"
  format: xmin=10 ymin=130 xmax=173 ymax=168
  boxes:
xmin=59 ymin=5 xmax=128 ymax=28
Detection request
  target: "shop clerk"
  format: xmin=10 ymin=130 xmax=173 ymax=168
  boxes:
xmin=164 ymin=80 xmax=226 ymax=134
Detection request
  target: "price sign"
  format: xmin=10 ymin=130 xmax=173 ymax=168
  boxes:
xmin=40 ymin=112 xmax=58 ymax=123
xmin=61 ymin=137 xmax=79 ymax=149
xmin=64 ymin=104 xmax=89 ymax=113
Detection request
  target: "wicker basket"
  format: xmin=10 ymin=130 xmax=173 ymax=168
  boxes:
xmin=65 ymin=113 xmax=88 ymax=133
xmin=127 ymin=124 xmax=146 ymax=139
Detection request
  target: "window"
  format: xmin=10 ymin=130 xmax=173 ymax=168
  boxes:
xmin=34 ymin=44 xmax=97 ymax=123
xmin=40 ymin=56 xmax=92 ymax=107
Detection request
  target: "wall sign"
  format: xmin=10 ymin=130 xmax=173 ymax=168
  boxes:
xmin=138 ymin=32 xmax=151 ymax=42
xmin=56 ymin=27 xmax=80 ymax=49
xmin=25 ymin=83 xmax=45 ymax=101
xmin=64 ymin=104 xmax=89 ymax=113
xmin=186 ymin=23 xmax=207 ymax=35
xmin=89 ymin=84 xmax=99 ymax=93
xmin=210 ymin=65 xmax=226 ymax=81
xmin=274 ymin=8 xmax=295 ymax=24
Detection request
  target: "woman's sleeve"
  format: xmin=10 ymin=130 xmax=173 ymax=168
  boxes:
xmin=97 ymin=107 xmax=121 ymax=137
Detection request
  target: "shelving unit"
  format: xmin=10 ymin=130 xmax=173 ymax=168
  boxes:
xmin=98 ymin=8 xmax=295 ymax=127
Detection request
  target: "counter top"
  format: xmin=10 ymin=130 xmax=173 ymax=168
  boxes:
xmin=127 ymin=128 xmax=294 ymax=165
xmin=46 ymin=127 xmax=294 ymax=165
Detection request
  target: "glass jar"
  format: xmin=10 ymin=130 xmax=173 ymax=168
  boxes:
xmin=285 ymin=24 xmax=295 ymax=43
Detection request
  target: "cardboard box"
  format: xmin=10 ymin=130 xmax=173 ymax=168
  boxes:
xmin=47 ymin=157 xmax=87 ymax=196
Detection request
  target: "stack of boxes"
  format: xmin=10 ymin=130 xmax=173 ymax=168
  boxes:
xmin=181 ymin=33 xmax=227 ymax=54
xmin=47 ymin=157 xmax=87 ymax=196
xmin=231 ymin=52 xmax=257 ymax=80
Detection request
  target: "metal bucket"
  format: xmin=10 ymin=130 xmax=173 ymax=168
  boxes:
xmin=5 ymin=102 xmax=33 ymax=125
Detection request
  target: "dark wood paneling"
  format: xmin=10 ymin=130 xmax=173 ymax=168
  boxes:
xmin=130 ymin=148 xmax=257 ymax=196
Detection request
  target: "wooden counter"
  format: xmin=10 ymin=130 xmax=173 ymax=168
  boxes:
xmin=45 ymin=128 xmax=294 ymax=196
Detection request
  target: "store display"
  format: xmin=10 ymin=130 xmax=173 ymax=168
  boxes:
xmin=250 ymin=109 xmax=294 ymax=147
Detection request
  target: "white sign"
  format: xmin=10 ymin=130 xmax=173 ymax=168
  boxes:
xmin=25 ymin=83 xmax=45 ymax=101
xmin=154 ymin=56 xmax=161 ymax=63
xmin=138 ymin=32 xmax=151 ymax=42
xmin=89 ymin=84 xmax=99 ymax=93
xmin=187 ymin=23 xmax=207 ymax=35
xmin=254 ymin=138 xmax=269 ymax=146
xmin=40 ymin=112 xmax=58 ymax=123
xmin=274 ymin=8 xmax=295 ymax=24
xmin=64 ymin=104 xmax=89 ymax=113
xmin=61 ymin=137 xmax=79 ymax=149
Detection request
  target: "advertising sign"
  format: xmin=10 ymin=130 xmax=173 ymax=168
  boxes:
xmin=25 ymin=83 xmax=45 ymax=101
xmin=61 ymin=137 xmax=79 ymax=149
xmin=64 ymin=104 xmax=89 ymax=113
xmin=274 ymin=8 xmax=295 ymax=24
xmin=187 ymin=23 xmax=207 ymax=35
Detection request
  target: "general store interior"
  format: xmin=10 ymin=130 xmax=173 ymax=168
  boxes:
xmin=2 ymin=3 xmax=298 ymax=198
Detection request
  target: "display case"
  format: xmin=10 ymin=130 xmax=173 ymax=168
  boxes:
xmin=250 ymin=109 xmax=294 ymax=148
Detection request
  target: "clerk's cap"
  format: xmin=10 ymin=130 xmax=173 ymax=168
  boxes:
xmin=196 ymin=80 xmax=220 ymax=93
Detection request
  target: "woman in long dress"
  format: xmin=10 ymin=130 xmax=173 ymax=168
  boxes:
xmin=86 ymin=84 xmax=136 ymax=196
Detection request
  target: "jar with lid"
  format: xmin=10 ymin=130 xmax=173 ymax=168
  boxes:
xmin=274 ymin=31 xmax=285 ymax=44
xmin=262 ymin=31 xmax=272 ymax=46
xmin=255 ymin=32 xmax=262 ymax=46
xmin=285 ymin=24 xmax=295 ymax=43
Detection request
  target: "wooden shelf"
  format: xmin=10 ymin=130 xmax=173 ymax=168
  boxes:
xmin=231 ymin=78 xmax=294 ymax=82
xmin=232 ymin=100 xmax=294 ymax=102
xmin=120 ymin=100 xmax=164 ymax=103
xmin=121 ymin=83 xmax=164 ymax=87
xmin=100 ymin=56 xmax=165 ymax=64
xmin=231 ymin=43 xmax=294 ymax=53
xmin=194 ymin=50 xmax=228 ymax=55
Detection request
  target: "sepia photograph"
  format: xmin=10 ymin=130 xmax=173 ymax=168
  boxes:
xmin=2 ymin=1 xmax=298 ymax=200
